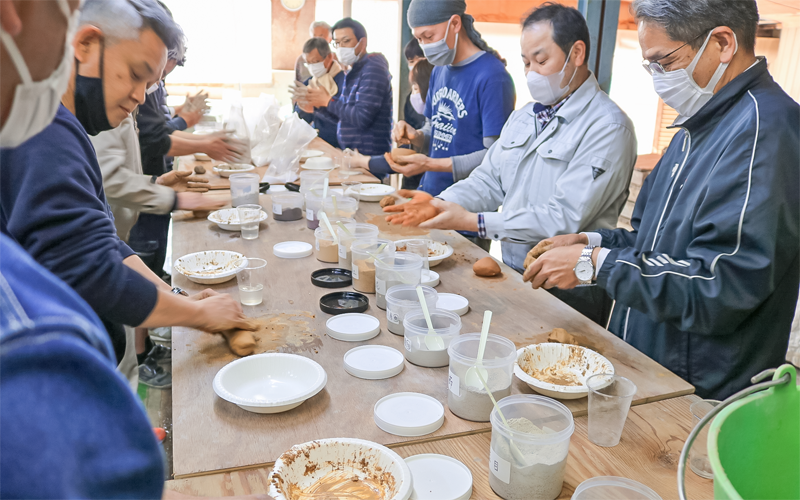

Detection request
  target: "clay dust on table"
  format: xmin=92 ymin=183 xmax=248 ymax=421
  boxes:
xmin=365 ymin=213 xmax=429 ymax=237
xmin=546 ymin=327 xmax=605 ymax=355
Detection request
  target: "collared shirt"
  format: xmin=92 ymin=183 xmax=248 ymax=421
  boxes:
xmin=441 ymin=73 xmax=637 ymax=272
xmin=533 ymin=95 xmax=571 ymax=132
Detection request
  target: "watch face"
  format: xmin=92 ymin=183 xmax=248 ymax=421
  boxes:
xmin=575 ymin=261 xmax=593 ymax=281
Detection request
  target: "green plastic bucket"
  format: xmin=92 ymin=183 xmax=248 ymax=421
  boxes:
xmin=708 ymin=364 xmax=799 ymax=499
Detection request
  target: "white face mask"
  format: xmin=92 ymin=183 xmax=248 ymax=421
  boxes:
xmin=0 ymin=0 xmax=79 ymax=148
xmin=526 ymin=44 xmax=577 ymax=106
xmin=305 ymin=61 xmax=328 ymax=79
xmin=337 ymin=44 xmax=360 ymax=67
xmin=146 ymin=82 xmax=159 ymax=95
xmin=652 ymin=30 xmax=737 ymax=123
xmin=410 ymin=92 xmax=425 ymax=114
xmin=420 ymin=20 xmax=458 ymax=67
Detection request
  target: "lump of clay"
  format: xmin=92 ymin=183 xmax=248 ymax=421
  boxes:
xmin=221 ymin=328 xmax=257 ymax=356
xmin=473 ymin=256 xmax=501 ymax=277
xmin=391 ymin=148 xmax=416 ymax=162
xmin=547 ymin=327 xmax=578 ymax=345
xmin=194 ymin=165 xmax=206 ymax=175
xmin=192 ymin=210 xmax=211 ymax=219
xmin=380 ymin=195 xmax=396 ymax=208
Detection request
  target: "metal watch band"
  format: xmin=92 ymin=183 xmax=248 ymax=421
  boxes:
xmin=172 ymin=287 xmax=188 ymax=296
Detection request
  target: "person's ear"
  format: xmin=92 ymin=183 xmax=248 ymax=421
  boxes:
xmin=713 ymin=27 xmax=738 ymax=64
xmin=0 ymin=0 xmax=22 ymax=36
xmin=356 ymin=37 xmax=367 ymax=55
xmin=572 ymin=40 xmax=587 ymax=67
xmin=73 ymin=25 xmax=103 ymax=66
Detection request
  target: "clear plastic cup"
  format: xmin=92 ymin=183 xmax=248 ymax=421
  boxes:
xmin=374 ymin=252 xmax=423 ymax=309
xmin=351 ymin=239 xmax=396 ymax=294
xmin=688 ymin=399 xmax=721 ymax=479
xmin=270 ymin=192 xmax=304 ymax=221
xmin=304 ymin=192 xmax=324 ymax=230
xmin=448 ymin=334 xmax=517 ymax=422
xmin=299 ymin=170 xmax=330 ymax=197
xmin=402 ymin=308 xmax=461 ymax=368
xmin=489 ymin=395 xmax=574 ymax=500
xmin=337 ymin=223 xmax=379 ymax=269
xmin=236 ymin=258 xmax=267 ymax=306
xmin=384 ymin=285 xmax=438 ymax=336
xmin=314 ymin=227 xmax=339 ymax=263
xmin=405 ymin=239 xmax=430 ymax=272
xmin=229 ymin=173 xmax=260 ymax=207
xmin=322 ymin=195 xmax=358 ymax=219
xmin=587 ymin=373 xmax=637 ymax=447
xmin=237 ymin=204 xmax=262 ymax=239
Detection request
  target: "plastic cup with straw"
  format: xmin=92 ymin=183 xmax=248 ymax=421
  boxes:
xmin=476 ymin=369 xmax=528 ymax=467
xmin=465 ymin=311 xmax=492 ymax=389
xmin=416 ymin=286 xmax=445 ymax=351
xmin=319 ymin=212 xmax=338 ymax=245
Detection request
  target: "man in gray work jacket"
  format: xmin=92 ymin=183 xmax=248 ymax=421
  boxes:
xmin=524 ymin=0 xmax=799 ymax=400
xmin=385 ymin=4 xmax=637 ymax=325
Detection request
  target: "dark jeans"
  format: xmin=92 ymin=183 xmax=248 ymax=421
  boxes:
xmin=128 ymin=213 xmax=170 ymax=277
xmin=548 ymin=286 xmax=614 ymax=328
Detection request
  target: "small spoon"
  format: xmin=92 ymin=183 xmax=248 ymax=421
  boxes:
xmin=322 ymin=177 xmax=329 ymax=200
xmin=475 ymin=369 xmax=528 ymax=467
xmin=337 ymin=221 xmax=353 ymax=237
xmin=332 ymin=194 xmax=338 ymax=216
xmin=417 ymin=286 xmax=445 ymax=351
xmin=319 ymin=212 xmax=338 ymax=245
xmin=466 ymin=311 xmax=492 ymax=389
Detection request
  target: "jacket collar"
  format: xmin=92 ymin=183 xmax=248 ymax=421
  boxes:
xmin=525 ymin=71 xmax=600 ymax=124
xmin=673 ymin=57 xmax=768 ymax=132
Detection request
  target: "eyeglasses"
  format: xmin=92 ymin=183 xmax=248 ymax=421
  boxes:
xmin=641 ymin=30 xmax=709 ymax=75
xmin=330 ymin=37 xmax=354 ymax=49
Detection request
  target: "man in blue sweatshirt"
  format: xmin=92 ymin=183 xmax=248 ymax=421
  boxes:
xmin=305 ymin=17 xmax=393 ymax=156
xmin=524 ymin=0 xmax=799 ymax=400
xmin=0 ymin=0 xmax=252 ymax=367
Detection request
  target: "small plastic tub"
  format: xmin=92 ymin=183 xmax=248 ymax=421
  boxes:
xmin=488 ymin=395 xmax=574 ymax=500
xmin=314 ymin=227 xmax=339 ymax=263
xmin=385 ymin=285 xmax=438 ymax=336
xmin=229 ymin=172 xmax=260 ymax=207
xmin=447 ymin=334 xmax=517 ymax=422
xmin=322 ymin=195 xmax=358 ymax=219
xmin=572 ymin=477 xmax=662 ymax=500
xmin=374 ymin=252 xmax=423 ymax=310
xmin=270 ymin=192 xmax=304 ymax=221
xmin=351 ymin=239 xmax=396 ymax=294
xmin=403 ymin=309 xmax=461 ymax=368
xmin=304 ymin=192 xmax=324 ymax=230
xmin=299 ymin=170 xmax=329 ymax=197
xmin=337 ymin=223 xmax=379 ymax=269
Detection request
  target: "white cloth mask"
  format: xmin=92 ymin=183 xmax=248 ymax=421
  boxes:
xmin=337 ymin=46 xmax=360 ymax=67
xmin=410 ymin=92 xmax=425 ymax=115
xmin=526 ymin=44 xmax=577 ymax=106
xmin=652 ymin=30 xmax=738 ymax=124
xmin=146 ymin=83 xmax=159 ymax=95
xmin=305 ymin=61 xmax=328 ymax=79
xmin=0 ymin=0 xmax=79 ymax=147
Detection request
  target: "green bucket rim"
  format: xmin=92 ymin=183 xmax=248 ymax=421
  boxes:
xmin=707 ymin=364 xmax=798 ymax=499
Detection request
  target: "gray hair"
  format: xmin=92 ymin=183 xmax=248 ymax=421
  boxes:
xmin=632 ymin=0 xmax=759 ymax=51
xmin=303 ymin=37 xmax=331 ymax=58
xmin=309 ymin=21 xmax=332 ymax=38
xmin=79 ymin=0 xmax=181 ymax=52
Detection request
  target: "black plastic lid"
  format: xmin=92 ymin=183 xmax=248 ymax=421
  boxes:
xmin=311 ymin=268 xmax=353 ymax=288
xmin=320 ymin=292 xmax=369 ymax=315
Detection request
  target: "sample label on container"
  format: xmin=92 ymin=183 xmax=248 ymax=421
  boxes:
xmin=272 ymin=204 xmax=282 ymax=215
xmin=338 ymin=244 xmax=347 ymax=259
xmin=387 ymin=309 xmax=400 ymax=324
xmin=376 ymin=279 xmax=387 ymax=295
xmin=490 ymin=448 xmax=511 ymax=484
xmin=352 ymin=264 xmax=359 ymax=280
xmin=404 ymin=336 xmax=411 ymax=352
xmin=448 ymin=370 xmax=460 ymax=396
xmin=306 ymin=208 xmax=314 ymax=221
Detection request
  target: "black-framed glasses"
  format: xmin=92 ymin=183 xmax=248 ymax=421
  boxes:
xmin=641 ymin=30 xmax=710 ymax=75
xmin=330 ymin=37 xmax=354 ymax=49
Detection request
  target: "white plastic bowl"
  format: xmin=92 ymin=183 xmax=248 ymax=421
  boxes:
xmin=173 ymin=250 xmax=247 ymax=285
xmin=268 ymin=438 xmax=412 ymax=500
xmin=358 ymin=184 xmax=397 ymax=202
xmin=302 ymin=157 xmax=334 ymax=170
xmin=207 ymin=208 xmax=268 ymax=231
xmin=213 ymin=353 xmax=327 ymax=414
xmin=214 ymin=163 xmax=255 ymax=177
xmin=393 ymin=240 xmax=453 ymax=268
xmin=193 ymin=152 xmax=211 ymax=161
xmin=514 ymin=343 xmax=614 ymax=399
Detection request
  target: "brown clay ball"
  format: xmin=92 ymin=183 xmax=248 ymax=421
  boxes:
xmin=473 ymin=256 xmax=502 ymax=277
xmin=222 ymin=329 xmax=256 ymax=356
xmin=194 ymin=165 xmax=206 ymax=175
xmin=380 ymin=195 xmax=396 ymax=208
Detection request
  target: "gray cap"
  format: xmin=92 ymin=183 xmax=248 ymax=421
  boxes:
xmin=407 ymin=0 xmax=466 ymax=29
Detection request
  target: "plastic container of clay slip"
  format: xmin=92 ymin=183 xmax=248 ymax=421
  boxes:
xmin=402 ymin=309 xmax=461 ymax=368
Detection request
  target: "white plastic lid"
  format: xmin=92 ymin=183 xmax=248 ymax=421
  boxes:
xmin=421 ymin=270 xmax=440 ymax=287
xmin=272 ymin=241 xmax=313 ymax=259
xmin=436 ymin=293 xmax=469 ymax=316
xmin=405 ymin=454 xmax=473 ymax=500
xmin=267 ymin=185 xmax=288 ymax=193
xmin=374 ymin=392 xmax=445 ymax=437
xmin=572 ymin=477 xmax=662 ymax=500
xmin=343 ymin=345 xmax=405 ymax=380
xmin=326 ymin=313 xmax=381 ymax=342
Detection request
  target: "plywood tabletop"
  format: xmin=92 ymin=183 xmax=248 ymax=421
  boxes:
xmin=170 ymin=199 xmax=693 ymax=478
xmin=167 ymin=396 xmax=712 ymax=499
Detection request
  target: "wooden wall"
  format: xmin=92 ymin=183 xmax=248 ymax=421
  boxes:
xmin=271 ymin=0 xmax=317 ymax=71
xmin=465 ymin=0 xmax=634 ymax=28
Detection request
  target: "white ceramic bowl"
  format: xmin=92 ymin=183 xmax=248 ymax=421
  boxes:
xmin=394 ymin=240 xmax=453 ymax=268
xmin=214 ymin=163 xmax=255 ymax=177
xmin=302 ymin=157 xmax=334 ymax=170
xmin=173 ymin=250 xmax=247 ymax=285
xmin=268 ymin=438 xmax=413 ymax=500
xmin=357 ymin=184 xmax=397 ymax=202
xmin=213 ymin=353 xmax=327 ymax=414
xmin=194 ymin=152 xmax=211 ymax=161
xmin=300 ymin=149 xmax=324 ymax=160
xmin=514 ymin=343 xmax=614 ymax=399
xmin=208 ymin=208 xmax=268 ymax=231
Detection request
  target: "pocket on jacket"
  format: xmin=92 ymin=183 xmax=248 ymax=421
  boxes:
xmin=537 ymin=139 xmax=578 ymax=163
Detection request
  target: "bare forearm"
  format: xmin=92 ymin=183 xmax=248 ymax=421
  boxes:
xmin=123 ymin=255 xmax=171 ymax=291
xmin=426 ymin=157 xmax=453 ymax=173
xmin=167 ymin=135 xmax=205 ymax=156
xmin=138 ymin=289 xmax=200 ymax=329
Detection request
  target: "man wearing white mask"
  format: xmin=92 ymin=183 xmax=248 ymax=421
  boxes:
xmin=524 ymin=0 xmax=799 ymax=399
xmin=295 ymin=36 xmax=344 ymax=147
xmin=384 ymin=4 xmax=637 ymax=325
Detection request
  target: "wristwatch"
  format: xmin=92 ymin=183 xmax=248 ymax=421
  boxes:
xmin=171 ymin=287 xmax=189 ymax=296
xmin=573 ymin=245 xmax=595 ymax=285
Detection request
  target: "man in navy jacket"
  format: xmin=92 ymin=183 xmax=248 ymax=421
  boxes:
xmin=305 ymin=17 xmax=393 ymax=156
xmin=523 ymin=0 xmax=799 ymax=400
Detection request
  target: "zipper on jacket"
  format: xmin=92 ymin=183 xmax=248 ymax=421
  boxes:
xmin=650 ymin=127 xmax=692 ymax=251
xmin=623 ymin=307 xmax=631 ymax=342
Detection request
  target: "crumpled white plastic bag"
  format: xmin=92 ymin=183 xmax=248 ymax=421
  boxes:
xmin=263 ymin=112 xmax=317 ymax=183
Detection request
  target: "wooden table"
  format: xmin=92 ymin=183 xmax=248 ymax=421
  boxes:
xmin=169 ymin=195 xmax=693 ymax=478
xmin=167 ymin=395 xmax=712 ymax=499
